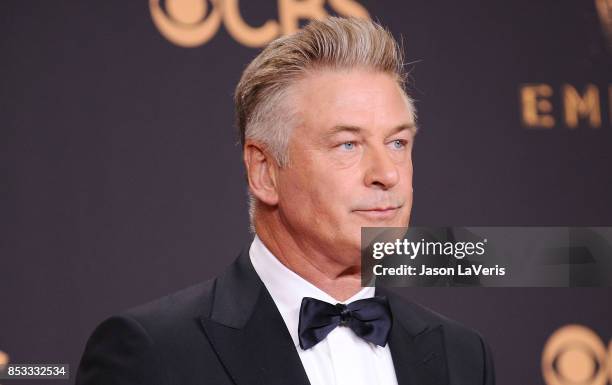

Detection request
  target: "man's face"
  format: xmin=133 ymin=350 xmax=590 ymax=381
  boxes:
xmin=276 ymin=68 xmax=416 ymax=265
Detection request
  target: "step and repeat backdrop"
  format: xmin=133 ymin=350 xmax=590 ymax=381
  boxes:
xmin=1 ymin=1 xmax=611 ymax=384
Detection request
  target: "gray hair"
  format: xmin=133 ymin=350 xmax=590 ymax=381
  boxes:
xmin=233 ymin=17 xmax=414 ymax=231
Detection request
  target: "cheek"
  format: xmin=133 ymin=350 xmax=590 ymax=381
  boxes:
xmin=308 ymin=173 xmax=354 ymax=214
xmin=278 ymin=166 xmax=337 ymax=217
xmin=290 ymin=169 xmax=357 ymax=226
xmin=401 ymin=161 xmax=414 ymax=221
xmin=320 ymin=162 xmax=363 ymax=193
xmin=403 ymin=157 xmax=414 ymax=184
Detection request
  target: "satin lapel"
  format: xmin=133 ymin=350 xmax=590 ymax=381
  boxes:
xmin=376 ymin=287 xmax=450 ymax=385
xmin=200 ymin=248 xmax=311 ymax=385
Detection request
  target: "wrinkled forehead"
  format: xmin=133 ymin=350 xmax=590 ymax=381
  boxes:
xmin=287 ymin=68 xmax=416 ymax=138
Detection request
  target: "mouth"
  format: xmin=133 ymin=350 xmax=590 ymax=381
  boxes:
xmin=352 ymin=206 xmax=402 ymax=220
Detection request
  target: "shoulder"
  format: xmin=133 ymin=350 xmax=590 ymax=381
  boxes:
xmin=383 ymin=287 xmax=487 ymax=348
xmin=408 ymin=299 xmax=486 ymax=346
xmin=86 ymin=277 xmax=216 ymax=342
xmin=110 ymin=278 xmax=218 ymax=360
xmin=381 ymin=288 xmax=495 ymax=384
xmin=412 ymin=299 xmax=495 ymax=385
xmin=76 ymin=279 xmax=224 ymax=385
xmin=123 ymin=279 xmax=215 ymax=335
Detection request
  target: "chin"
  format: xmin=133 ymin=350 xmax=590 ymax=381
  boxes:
xmin=356 ymin=216 xmax=404 ymax=228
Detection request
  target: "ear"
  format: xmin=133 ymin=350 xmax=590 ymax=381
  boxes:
xmin=243 ymin=140 xmax=280 ymax=206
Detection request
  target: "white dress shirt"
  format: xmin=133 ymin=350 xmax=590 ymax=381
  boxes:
xmin=249 ymin=235 xmax=399 ymax=385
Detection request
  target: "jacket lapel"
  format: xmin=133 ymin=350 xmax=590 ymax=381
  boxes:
xmin=200 ymin=247 xmax=448 ymax=385
xmin=200 ymin=248 xmax=311 ymax=385
xmin=376 ymin=287 xmax=450 ymax=385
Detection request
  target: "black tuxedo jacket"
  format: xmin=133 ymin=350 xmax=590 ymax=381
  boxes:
xmin=76 ymin=248 xmax=495 ymax=385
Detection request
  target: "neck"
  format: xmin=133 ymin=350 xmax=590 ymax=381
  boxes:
xmin=254 ymin=214 xmax=362 ymax=302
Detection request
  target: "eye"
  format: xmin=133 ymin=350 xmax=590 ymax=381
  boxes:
xmin=390 ymin=139 xmax=407 ymax=149
xmin=340 ymin=141 xmax=356 ymax=151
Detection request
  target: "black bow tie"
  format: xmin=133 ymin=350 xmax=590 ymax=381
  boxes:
xmin=298 ymin=296 xmax=392 ymax=350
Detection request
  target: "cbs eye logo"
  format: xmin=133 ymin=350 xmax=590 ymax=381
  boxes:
xmin=542 ymin=325 xmax=612 ymax=385
xmin=149 ymin=0 xmax=370 ymax=48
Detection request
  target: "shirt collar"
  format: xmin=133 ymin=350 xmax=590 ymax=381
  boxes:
xmin=249 ymin=235 xmax=375 ymax=348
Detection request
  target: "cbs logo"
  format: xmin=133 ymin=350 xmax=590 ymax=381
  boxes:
xmin=542 ymin=325 xmax=612 ymax=385
xmin=150 ymin=0 xmax=370 ymax=48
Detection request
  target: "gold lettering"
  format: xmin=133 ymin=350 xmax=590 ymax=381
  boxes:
xmin=279 ymin=0 xmax=328 ymax=35
xmin=520 ymin=84 xmax=555 ymax=128
xmin=328 ymin=0 xmax=370 ymax=19
xmin=223 ymin=0 xmax=280 ymax=47
xmin=563 ymin=84 xmax=601 ymax=128
xmin=151 ymin=0 xmax=372 ymax=47
xmin=149 ymin=0 xmax=223 ymax=48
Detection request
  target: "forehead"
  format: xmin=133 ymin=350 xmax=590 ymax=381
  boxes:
xmin=290 ymin=69 xmax=415 ymax=135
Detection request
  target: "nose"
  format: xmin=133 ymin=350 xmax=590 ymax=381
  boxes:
xmin=363 ymin=145 xmax=400 ymax=190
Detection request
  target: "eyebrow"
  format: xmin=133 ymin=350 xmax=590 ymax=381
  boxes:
xmin=325 ymin=123 xmax=418 ymax=138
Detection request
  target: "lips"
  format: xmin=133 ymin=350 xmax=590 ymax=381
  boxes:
xmin=353 ymin=206 xmax=402 ymax=220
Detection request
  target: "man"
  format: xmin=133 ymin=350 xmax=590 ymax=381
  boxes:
xmin=76 ymin=17 xmax=495 ymax=385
